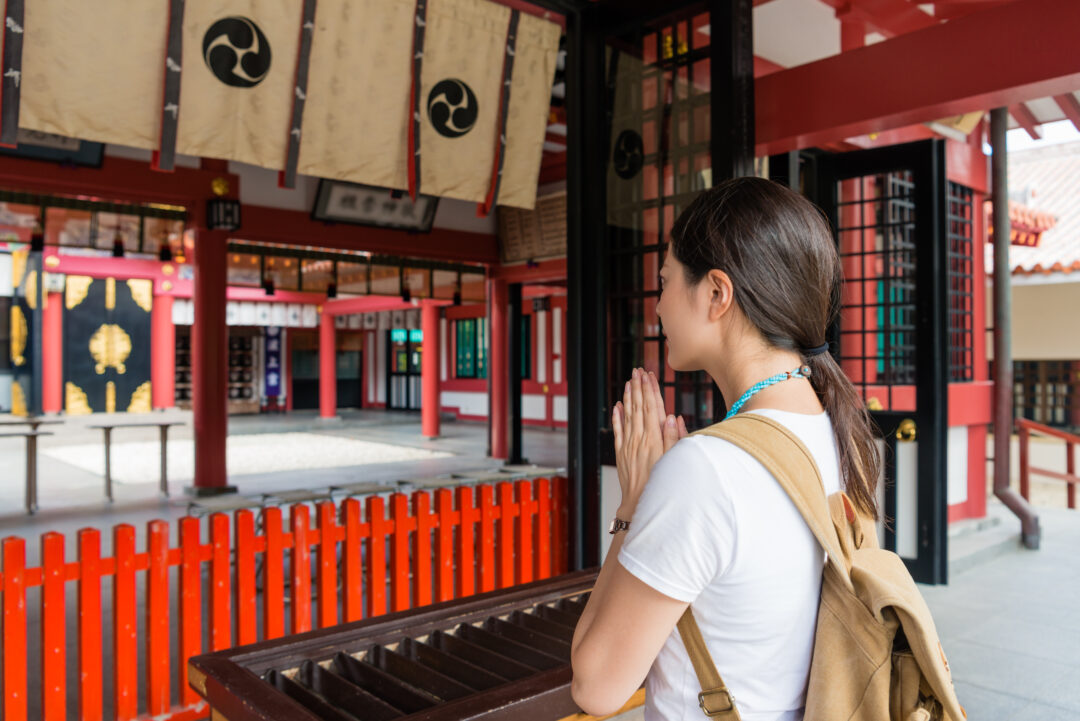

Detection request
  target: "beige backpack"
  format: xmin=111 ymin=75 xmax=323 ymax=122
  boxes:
xmin=677 ymin=413 xmax=965 ymax=721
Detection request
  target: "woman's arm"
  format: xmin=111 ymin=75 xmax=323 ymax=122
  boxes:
xmin=570 ymin=370 xmax=689 ymax=717
xmin=569 ymin=521 xmax=690 ymax=716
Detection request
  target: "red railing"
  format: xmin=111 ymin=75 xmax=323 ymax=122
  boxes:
xmin=1017 ymin=418 xmax=1078 ymax=509
xmin=0 ymin=476 xmax=570 ymax=721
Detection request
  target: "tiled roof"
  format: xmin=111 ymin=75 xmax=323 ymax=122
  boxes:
xmin=985 ymin=140 xmax=1080 ymax=276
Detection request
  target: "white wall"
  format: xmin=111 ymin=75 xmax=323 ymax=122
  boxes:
xmin=988 ymin=279 xmax=1080 ymax=360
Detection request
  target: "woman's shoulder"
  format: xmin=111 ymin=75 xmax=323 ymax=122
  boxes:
xmin=649 ymin=433 xmax=754 ymax=494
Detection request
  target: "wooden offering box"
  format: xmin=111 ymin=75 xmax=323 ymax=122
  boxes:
xmin=189 ymin=570 xmax=597 ymax=721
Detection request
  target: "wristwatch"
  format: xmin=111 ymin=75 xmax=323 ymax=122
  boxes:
xmin=608 ymin=517 xmax=631 ymax=534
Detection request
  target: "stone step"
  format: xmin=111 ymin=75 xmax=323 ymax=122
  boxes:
xmin=947 ymin=500 xmax=1023 ymax=577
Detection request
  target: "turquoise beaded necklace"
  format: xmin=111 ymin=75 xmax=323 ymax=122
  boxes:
xmin=724 ymin=365 xmax=812 ymax=421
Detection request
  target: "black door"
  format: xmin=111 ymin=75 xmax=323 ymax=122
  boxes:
xmin=63 ymin=275 xmax=153 ymax=414
xmin=291 ymin=349 xmax=319 ymax=410
xmin=336 ymin=350 xmax=363 ymax=409
xmin=813 ymin=139 xmax=949 ymax=585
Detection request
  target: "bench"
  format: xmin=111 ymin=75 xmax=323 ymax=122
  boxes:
xmin=88 ymin=421 xmax=185 ymax=501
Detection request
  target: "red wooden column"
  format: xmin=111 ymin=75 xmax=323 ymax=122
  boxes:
xmin=41 ymin=288 xmax=63 ymax=414
xmin=151 ymin=294 xmax=175 ymax=409
xmin=421 ymin=300 xmax=441 ymax=438
xmin=489 ymin=278 xmax=509 ymax=459
xmin=190 ymin=228 xmax=234 ymax=495
xmin=319 ymin=309 xmax=337 ymax=418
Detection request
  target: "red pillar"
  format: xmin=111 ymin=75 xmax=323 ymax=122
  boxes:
xmin=421 ymin=300 xmax=441 ymax=438
xmin=190 ymin=229 xmax=233 ymax=495
xmin=151 ymin=294 xmax=175 ymax=410
xmin=489 ymin=278 xmax=509 ymax=459
xmin=319 ymin=309 xmax=337 ymax=418
xmin=42 ymin=290 xmax=63 ymax=414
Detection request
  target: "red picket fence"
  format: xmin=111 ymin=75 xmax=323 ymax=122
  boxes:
xmin=0 ymin=476 xmax=569 ymax=721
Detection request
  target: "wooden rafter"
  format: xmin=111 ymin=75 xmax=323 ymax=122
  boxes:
xmin=1053 ymin=93 xmax=1080 ymax=133
xmin=1010 ymin=102 xmax=1042 ymax=140
xmin=822 ymin=0 xmax=936 ymax=38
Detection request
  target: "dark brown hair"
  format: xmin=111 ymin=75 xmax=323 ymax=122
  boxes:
xmin=670 ymin=176 xmax=880 ymax=518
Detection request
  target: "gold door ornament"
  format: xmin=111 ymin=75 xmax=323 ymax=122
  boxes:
xmin=11 ymin=248 xmax=27 ymax=288
xmin=127 ymin=381 xmax=152 ymax=413
xmin=66 ymin=275 xmax=94 ymax=310
xmin=11 ymin=381 xmax=27 ymax=416
xmin=65 ymin=382 xmax=92 ymax=415
xmin=24 ymin=271 xmax=38 ymax=309
xmin=10 ymin=304 xmax=27 ymax=366
xmin=89 ymin=323 xmax=132 ymax=374
xmin=127 ymin=279 xmax=153 ymax=313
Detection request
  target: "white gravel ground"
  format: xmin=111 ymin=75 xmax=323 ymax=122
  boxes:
xmin=41 ymin=432 xmax=453 ymax=485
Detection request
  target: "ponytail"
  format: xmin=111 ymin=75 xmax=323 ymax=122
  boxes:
xmin=804 ymin=349 xmax=880 ymax=519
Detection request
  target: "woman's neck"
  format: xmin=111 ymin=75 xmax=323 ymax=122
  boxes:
xmin=706 ymin=343 xmax=824 ymax=416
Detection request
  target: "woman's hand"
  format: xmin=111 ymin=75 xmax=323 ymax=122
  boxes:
xmin=611 ymin=369 xmax=688 ymax=514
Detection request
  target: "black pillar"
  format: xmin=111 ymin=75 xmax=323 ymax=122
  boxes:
xmin=565 ymin=3 xmax=606 ymax=571
xmin=508 ymin=282 xmax=525 ymax=465
xmin=768 ymin=151 xmax=801 ymax=190
xmin=710 ymin=0 xmax=755 ymax=181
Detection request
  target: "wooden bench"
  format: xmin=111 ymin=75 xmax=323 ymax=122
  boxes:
xmin=88 ymin=421 xmax=185 ymax=501
xmin=0 ymin=430 xmax=55 ymax=514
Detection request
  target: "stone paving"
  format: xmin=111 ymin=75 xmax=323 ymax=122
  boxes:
xmin=922 ymin=502 xmax=1080 ymax=721
xmin=0 ymin=409 xmax=567 ymax=561
xmin=41 ymin=431 xmax=452 ymax=484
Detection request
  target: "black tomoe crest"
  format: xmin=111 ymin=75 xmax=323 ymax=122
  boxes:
xmin=203 ymin=17 xmax=272 ymax=88
xmin=427 ymin=79 xmax=479 ymax=138
xmin=613 ymin=130 xmax=644 ymax=180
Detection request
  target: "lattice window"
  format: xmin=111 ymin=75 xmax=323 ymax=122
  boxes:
xmin=605 ymin=10 xmax=722 ymax=430
xmin=455 ymin=318 xmax=487 ymax=379
xmin=1012 ymin=360 xmax=1080 ymax=428
xmin=836 ymin=172 xmax=918 ymax=408
xmin=946 ymin=182 xmax=975 ymax=382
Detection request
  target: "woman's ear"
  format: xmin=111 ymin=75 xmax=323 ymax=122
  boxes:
xmin=705 ymin=269 xmax=734 ymax=321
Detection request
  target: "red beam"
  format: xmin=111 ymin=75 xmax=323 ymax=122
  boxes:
xmin=1053 ymin=93 xmax=1080 ymax=133
xmin=1010 ymin=103 xmax=1042 ymax=140
xmin=0 ymin=155 xmax=237 ymax=209
xmin=755 ymin=0 xmax=1080 ymax=155
xmin=491 ymin=257 xmax=567 ymax=284
xmin=322 ymin=295 xmax=450 ymax=316
xmin=240 ymin=205 xmax=498 ymax=265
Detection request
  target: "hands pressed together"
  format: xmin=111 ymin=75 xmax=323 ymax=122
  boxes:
xmin=612 ymin=368 xmax=688 ymax=516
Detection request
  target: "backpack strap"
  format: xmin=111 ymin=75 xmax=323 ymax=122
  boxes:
xmin=676 ymin=413 xmax=852 ymax=718
xmin=677 ymin=610 xmax=742 ymax=719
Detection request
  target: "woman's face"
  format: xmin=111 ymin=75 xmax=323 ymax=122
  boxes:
xmin=656 ymin=249 xmax=711 ymax=372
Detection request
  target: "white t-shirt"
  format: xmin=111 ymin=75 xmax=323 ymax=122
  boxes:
xmin=617 ymin=409 xmax=843 ymax=721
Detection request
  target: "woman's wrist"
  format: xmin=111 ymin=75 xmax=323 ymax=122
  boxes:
xmin=615 ymin=500 xmax=637 ymax=520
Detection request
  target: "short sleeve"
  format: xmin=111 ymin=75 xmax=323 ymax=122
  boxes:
xmin=617 ymin=437 xmax=737 ymax=603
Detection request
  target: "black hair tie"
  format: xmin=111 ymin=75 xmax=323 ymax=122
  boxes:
xmin=803 ymin=342 xmax=830 ymax=357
